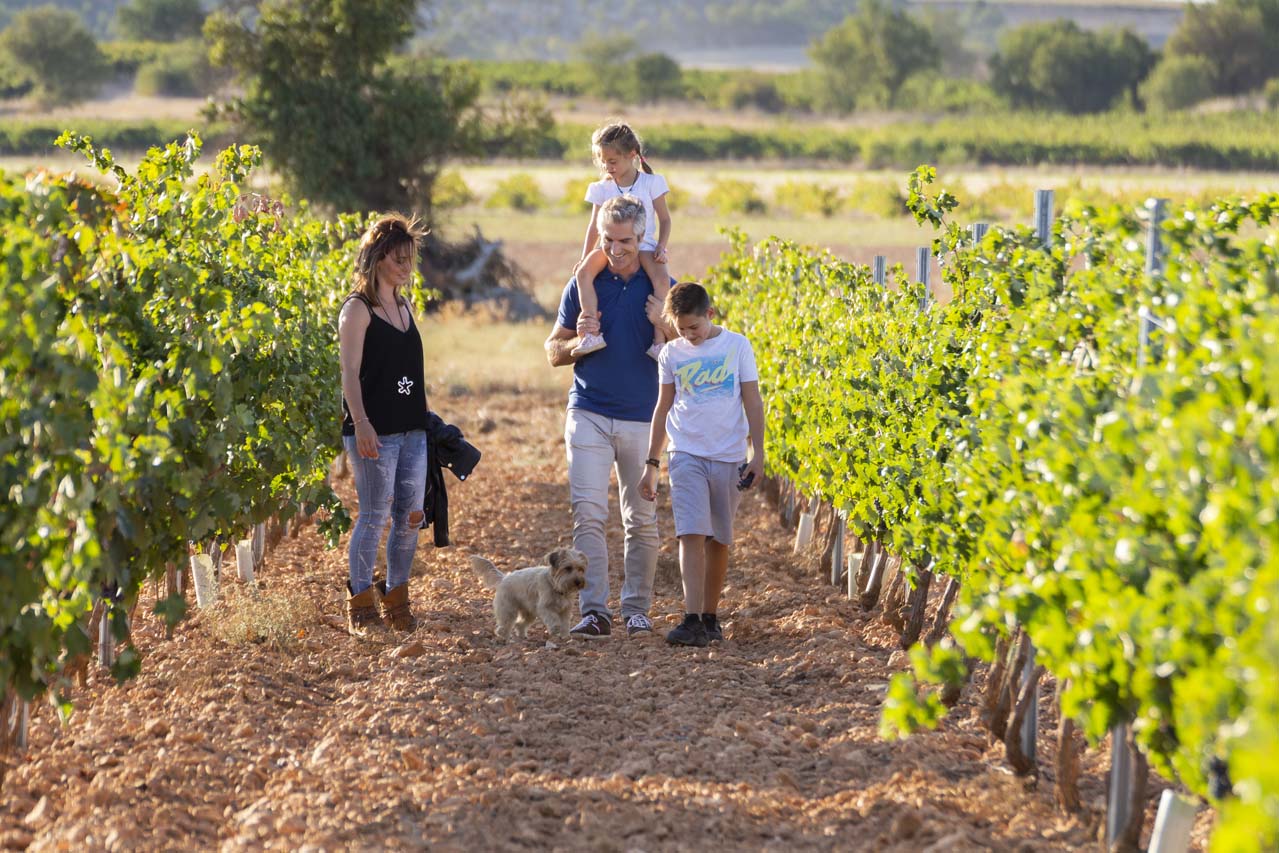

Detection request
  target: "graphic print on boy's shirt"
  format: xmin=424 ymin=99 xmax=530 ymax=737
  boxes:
xmin=670 ymin=352 xmax=735 ymax=400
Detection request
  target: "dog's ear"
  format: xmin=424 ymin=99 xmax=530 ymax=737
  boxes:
xmin=544 ymin=549 xmax=564 ymax=570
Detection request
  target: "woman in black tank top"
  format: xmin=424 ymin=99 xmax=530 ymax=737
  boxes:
xmin=338 ymin=214 xmax=431 ymax=637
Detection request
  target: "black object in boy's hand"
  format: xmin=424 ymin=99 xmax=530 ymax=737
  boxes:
xmin=737 ymin=463 xmax=755 ymax=491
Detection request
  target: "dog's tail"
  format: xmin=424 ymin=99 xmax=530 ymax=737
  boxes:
xmin=469 ymin=555 xmax=505 ymax=591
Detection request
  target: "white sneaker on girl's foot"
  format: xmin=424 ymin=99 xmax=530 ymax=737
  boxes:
xmin=645 ymin=342 xmax=663 ymax=361
xmin=571 ymin=333 xmax=607 ymax=357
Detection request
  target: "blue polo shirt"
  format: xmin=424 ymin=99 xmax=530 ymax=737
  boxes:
xmin=556 ymin=266 xmax=660 ymax=422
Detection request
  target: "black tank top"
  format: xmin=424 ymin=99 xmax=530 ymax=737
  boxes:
xmin=341 ymin=294 xmax=429 ymax=436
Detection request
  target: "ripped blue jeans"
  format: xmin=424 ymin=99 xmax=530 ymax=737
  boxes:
xmin=343 ymin=430 xmax=428 ymax=594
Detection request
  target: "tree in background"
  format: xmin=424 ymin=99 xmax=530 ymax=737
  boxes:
xmin=1140 ymin=54 xmax=1217 ymax=112
xmin=1163 ymin=0 xmax=1279 ymax=96
xmin=0 ymin=4 xmax=105 ymax=105
xmin=808 ymin=0 xmax=938 ymax=111
xmin=207 ymin=0 xmax=545 ymax=215
xmin=115 ymin=0 xmax=205 ymax=42
xmin=990 ymin=21 xmax=1153 ymax=114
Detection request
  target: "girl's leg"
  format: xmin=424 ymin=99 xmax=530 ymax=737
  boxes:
xmin=702 ymin=539 xmax=729 ymax=614
xmin=570 ymin=248 xmax=609 ymax=355
xmin=678 ymin=533 xmax=708 ymax=615
xmin=638 ymin=250 xmax=671 ymax=352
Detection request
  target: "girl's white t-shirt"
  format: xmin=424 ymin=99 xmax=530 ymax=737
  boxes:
xmin=585 ymin=171 xmax=669 ymax=252
xmin=658 ymin=328 xmax=759 ymax=462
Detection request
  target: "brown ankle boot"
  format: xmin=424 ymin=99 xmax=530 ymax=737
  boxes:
xmin=346 ymin=582 xmax=382 ymax=637
xmin=378 ymin=581 xmax=417 ymax=631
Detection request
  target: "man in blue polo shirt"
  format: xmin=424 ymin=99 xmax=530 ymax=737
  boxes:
xmin=545 ymin=195 xmax=663 ymax=639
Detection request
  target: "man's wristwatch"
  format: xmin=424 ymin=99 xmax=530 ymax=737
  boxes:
xmin=645 ymin=457 xmax=661 ymax=468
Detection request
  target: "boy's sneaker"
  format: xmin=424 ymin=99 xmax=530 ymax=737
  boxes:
xmin=645 ymin=342 xmax=663 ymax=361
xmin=625 ymin=614 xmax=654 ymax=637
xmin=571 ymin=333 xmax=607 ymax=357
xmin=569 ymin=611 xmax=611 ymax=639
xmin=702 ymin=614 xmax=723 ymax=643
xmin=666 ymin=614 xmax=708 ymax=647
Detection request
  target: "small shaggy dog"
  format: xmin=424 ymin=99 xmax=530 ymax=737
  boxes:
xmin=469 ymin=548 xmax=588 ymax=641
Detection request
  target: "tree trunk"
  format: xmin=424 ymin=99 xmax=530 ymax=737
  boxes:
xmin=989 ymin=630 xmax=1028 ymax=742
xmin=1055 ymin=680 xmax=1082 ymax=812
xmin=981 ymin=634 xmax=1013 ymax=730
xmin=1004 ymin=663 xmax=1044 ymax=776
xmin=925 ymin=576 xmax=960 ymax=647
xmin=881 ymin=558 xmax=908 ymax=628
xmin=899 ymin=565 xmax=934 ymax=648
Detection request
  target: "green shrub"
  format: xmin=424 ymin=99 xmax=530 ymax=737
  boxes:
xmin=485 ymin=173 xmax=545 ymax=211
xmin=562 ymin=177 xmax=593 ymax=212
xmin=844 ymin=179 xmax=907 ymax=218
xmin=773 ymin=180 xmax=841 ymax=217
xmin=1264 ymin=78 xmax=1279 ymax=111
xmin=895 ymin=73 xmax=1002 ymax=113
xmin=134 ymin=43 xmax=216 ymax=96
xmin=101 ymin=40 xmax=170 ymax=75
xmin=718 ymin=72 xmax=786 ymax=113
xmin=1141 ymin=55 xmax=1217 ymax=112
xmin=0 ymin=6 xmax=105 ymax=105
xmin=433 ymin=170 xmax=475 ymax=210
xmin=705 ymin=179 xmax=765 ymax=215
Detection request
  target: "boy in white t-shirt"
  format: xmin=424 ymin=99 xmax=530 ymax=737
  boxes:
xmin=638 ymin=282 xmax=766 ymax=647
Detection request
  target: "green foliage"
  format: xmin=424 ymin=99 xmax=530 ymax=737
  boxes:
xmin=0 ymin=132 xmax=358 ymax=707
xmin=705 ymin=171 xmax=1279 ymax=845
xmin=631 ymin=52 xmax=683 ymax=102
xmin=100 ymin=38 xmax=169 ymax=75
xmin=894 ymin=73 xmax=1003 ymax=114
xmin=991 ymin=20 xmax=1154 ymax=114
xmin=432 ymin=170 xmax=476 ymax=210
xmin=705 ymin=178 xmax=765 ymax=215
xmin=808 ymin=0 xmax=939 ymax=111
xmin=207 ymin=0 xmax=511 ymax=214
xmin=485 ymin=172 xmax=545 ymax=211
xmin=0 ymin=4 xmax=106 ymax=105
xmin=554 ymin=111 xmax=1279 ymax=171
xmin=1141 ymin=55 xmax=1218 ymax=113
xmin=773 ymin=180 xmax=841 ymax=217
xmin=562 ymin=176 xmax=593 ymax=212
xmin=1267 ymin=78 xmax=1279 ymax=111
xmin=133 ymin=40 xmax=217 ymax=97
xmin=115 ymin=0 xmax=203 ymax=42
xmin=0 ymin=118 xmax=233 ymax=155
xmin=1165 ymin=0 xmax=1279 ymax=97
xmin=844 ymin=178 xmax=906 ymax=219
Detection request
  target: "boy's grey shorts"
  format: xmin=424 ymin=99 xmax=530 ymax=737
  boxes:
xmin=668 ymin=451 xmax=745 ymax=545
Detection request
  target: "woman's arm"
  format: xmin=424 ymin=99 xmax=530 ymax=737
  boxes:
xmin=740 ymin=380 xmax=765 ymax=487
xmin=338 ymin=300 xmax=380 ymax=458
xmin=639 ymin=383 xmax=676 ymax=501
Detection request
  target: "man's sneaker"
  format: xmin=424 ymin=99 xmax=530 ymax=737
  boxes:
xmin=666 ymin=614 xmax=708 ymax=647
xmin=571 ymin=333 xmax=607 ymax=357
xmin=645 ymin=342 xmax=663 ymax=361
xmin=625 ymin=614 xmax=654 ymax=637
xmin=702 ymin=613 xmax=723 ymax=643
xmin=569 ymin=611 xmax=611 ymax=639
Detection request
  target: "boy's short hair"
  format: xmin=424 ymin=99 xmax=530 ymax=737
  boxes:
xmin=664 ymin=281 xmax=712 ymax=320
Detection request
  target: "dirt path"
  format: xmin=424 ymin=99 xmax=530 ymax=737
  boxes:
xmin=1 ymin=390 xmax=1125 ymax=851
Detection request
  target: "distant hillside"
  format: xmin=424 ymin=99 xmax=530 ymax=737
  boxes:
xmin=0 ymin=0 xmax=1188 ymax=63
xmin=0 ymin=0 xmax=124 ymax=35
xmin=418 ymin=0 xmax=1188 ymax=63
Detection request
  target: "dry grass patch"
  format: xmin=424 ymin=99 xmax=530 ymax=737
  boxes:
xmin=204 ymin=584 xmax=317 ymax=652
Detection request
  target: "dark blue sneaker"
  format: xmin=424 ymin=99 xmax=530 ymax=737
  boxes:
xmin=702 ymin=613 xmax=723 ymax=643
xmin=666 ymin=614 xmax=708 ymax=647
